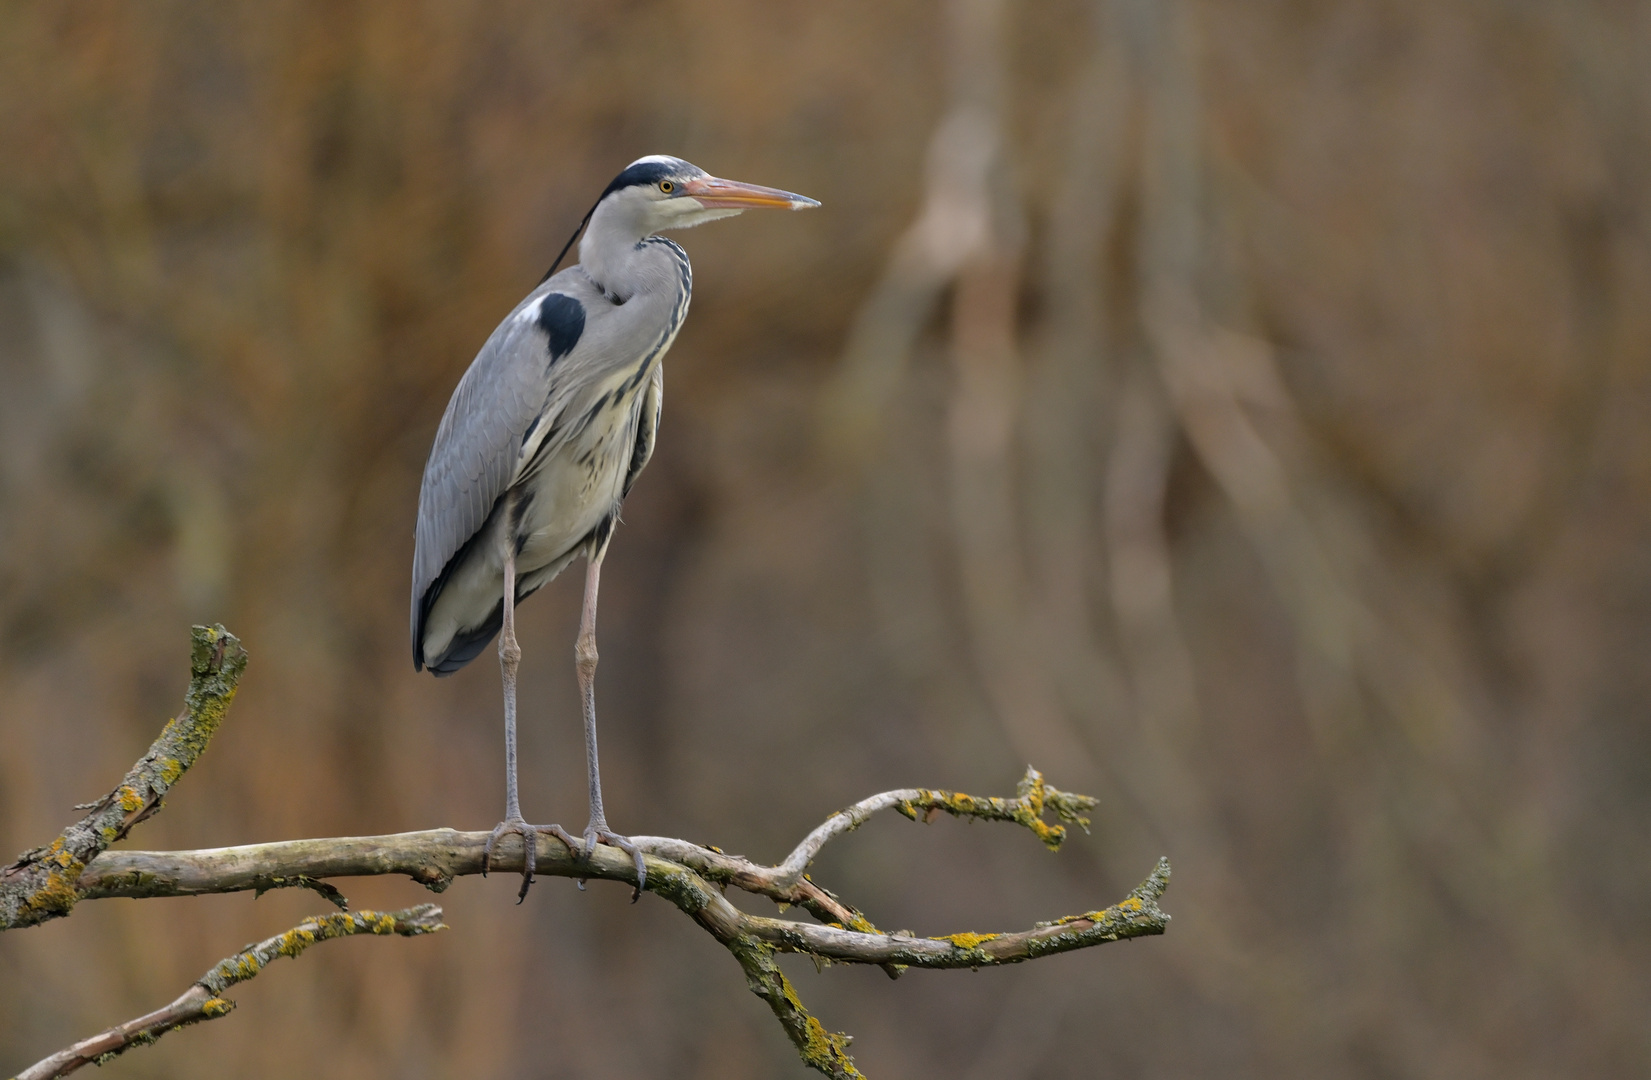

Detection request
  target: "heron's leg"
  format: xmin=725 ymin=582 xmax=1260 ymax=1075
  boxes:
xmin=501 ymin=539 xmax=524 ymax=822
xmin=482 ymin=504 xmax=578 ymax=902
xmin=576 ymin=551 xmax=647 ymax=900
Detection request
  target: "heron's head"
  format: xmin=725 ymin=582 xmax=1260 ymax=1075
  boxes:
xmin=592 ymin=155 xmax=819 ymax=236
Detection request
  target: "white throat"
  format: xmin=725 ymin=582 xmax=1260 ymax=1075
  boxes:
xmin=578 ymin=188 xmax=737 ymax=295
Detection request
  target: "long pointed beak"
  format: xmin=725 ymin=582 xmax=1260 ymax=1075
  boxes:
xmin=682 ymin=175 xmax=820 ymax=210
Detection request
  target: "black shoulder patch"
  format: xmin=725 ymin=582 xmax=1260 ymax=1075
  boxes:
xmin=535 ymin=293 xmax=585 ymax=362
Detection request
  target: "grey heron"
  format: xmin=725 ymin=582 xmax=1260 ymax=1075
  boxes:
xmin=412 ymin=155 xmax=818 ymax=901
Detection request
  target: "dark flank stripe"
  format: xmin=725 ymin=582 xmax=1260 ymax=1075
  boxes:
xmin=620 ymin=237 xmax=691 ymax=395
xmin=623 ymin=399 xmax=654 ymax=497
xmin=563 ymin=236 xmax=690 ymax=447
xmin=588 ymin=511 xmax=616 ymax=554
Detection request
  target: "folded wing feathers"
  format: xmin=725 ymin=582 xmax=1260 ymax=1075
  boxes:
xmin=411 ymin=292 xmax=581 ymax=658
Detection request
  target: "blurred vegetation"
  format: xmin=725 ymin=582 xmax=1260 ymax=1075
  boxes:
xmin=2 ymin=1 xmax=1649 ymax=1077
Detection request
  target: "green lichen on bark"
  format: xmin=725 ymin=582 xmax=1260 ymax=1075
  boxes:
xmin=197 ymin=906 xmax=445 ymax=995
xmin=0 ymin=625 xmax=246 ymax=931
xmin=1021 ymin=856 xmax=1171 ymax=959
xmin=895 ymin=766 xmax=1097 ymax=850
xmin=640 ymin=861 xmax=717 ymax=916
xmin=21 ymin=746 xmax=1164 ymax=1080
xmin=730 ymin=938 xmax=863 ymax=1080
xmin=13 ymin=906 xmax=444 ymax=1080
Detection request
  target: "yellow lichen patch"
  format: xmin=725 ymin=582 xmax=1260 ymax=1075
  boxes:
xmin=1052 ymin=909 xmax=1105 ymax=927
xmin=277 ymin=927 xmax=318 ymax=957
xmin=200 ymin=997 xmax=234 ymax=1018
xmin=779 ymin=975 xmax=861 ymax=1076
xmin=1025 ymin=818 xmax=1064 ymax=848
xmin=1047 ymin=896 xmax=1144 ymax=928
xmin=361 ymin=912 xmax=399 ymax=934
xmin=941 ymin=931 xmax=1000 ymax=950
xmin=20 ymin=864 xmax=84 ymax=918
xmin=800 ymin=1015 xmax=847 ymax=1070
xmin=222 ymin=954 xmax=262 ymax=981
xmin=117 ymin=786 xmax=144 ymax=813
xmin=844 ymin=914 xmax=879 ymax=934
xmin=157 ymin=757 xmax=184 ymax=786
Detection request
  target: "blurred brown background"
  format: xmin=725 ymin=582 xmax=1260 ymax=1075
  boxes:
xmin=2 ymin=1 xmax=1649 ymax=1077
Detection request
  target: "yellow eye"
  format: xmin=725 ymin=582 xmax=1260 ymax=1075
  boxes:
xmin=659 ymin=180 xmax=674 ymax=194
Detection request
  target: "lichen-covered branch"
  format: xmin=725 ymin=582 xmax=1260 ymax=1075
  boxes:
xmin=5 ymin=627 xmax=1169 ymax=1079
xmin=69 ymin=798 xmax=1165 ymax=1078
xmin=0 ymin=625 xmax=247 ymax=931
xmin=634 ymin=765 xmax=1095 ymax=932
xmin=781 ymin=766 xmax=1097 ymax=876
xmin=11 ymin=905 xmax=445 ymax=1080
xmin=716 ymin=859 xmax=1169 ymax=1080
xmin=732 ymin=938 xmax=865 ymax=1079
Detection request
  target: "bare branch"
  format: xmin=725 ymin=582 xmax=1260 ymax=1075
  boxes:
xmin=12 ymin=905 xmax=445 ymax=1080
xmin=0 ymin=625 xmax=247 ymax=931
xmin=69 ymin=788 xmax=1159 ymax=1079
xmin=73 ymin=767 xmax=1099 ymax=933
xmin=6 ymin=626 xmax=1166 ymax=1079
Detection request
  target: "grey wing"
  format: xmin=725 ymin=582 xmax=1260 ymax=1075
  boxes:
xmin=623 ymin=362 xmax=664 ymax=497
xmin=411 ymin=288 xmax=583 ymax=663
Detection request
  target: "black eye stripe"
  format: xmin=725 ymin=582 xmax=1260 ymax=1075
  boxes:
xmin=599 ymin=158 xmax=697 ymax=201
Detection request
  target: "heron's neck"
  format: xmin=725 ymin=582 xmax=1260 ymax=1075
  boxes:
xmin=578 ymin=202 xmax=682 ymax=301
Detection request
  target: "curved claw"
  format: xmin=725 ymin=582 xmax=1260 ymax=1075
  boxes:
xmin=481 ymin=823 xmax=505 ymax=878
xmin=620 ymin=837 xmax=647 ymax=902
xmin=484 ymin=819 xmax=578 ymax=903
xmin=581 ymin=825 xmax=646 ymax=902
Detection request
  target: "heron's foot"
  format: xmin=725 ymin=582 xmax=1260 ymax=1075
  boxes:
xmin=580 ymin=820 xmax=647 ymax=902
xmin=483 ymin=817 xmax=580 ymax=903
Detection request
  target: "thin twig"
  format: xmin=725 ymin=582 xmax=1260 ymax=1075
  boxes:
xmin=778 ymin=767 xmax=1094 ymax=877
xmin=12 ymin=905 xmax=446 ymax=1080
xmin=0 ymin=625 xmax=247 ymax=931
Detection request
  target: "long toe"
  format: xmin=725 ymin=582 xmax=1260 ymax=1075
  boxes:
xmin=483 ymin=818 xmax=548 ymax=903
xmin=536 ymin=822 xmax=582 ymax=856
xmin=596 ymin=829 xmax=647 ymax=902
xmin=516 ymin=843 xmax=536 ymax=904
xmin=482 ymin=819 xmax=517 ymax=877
